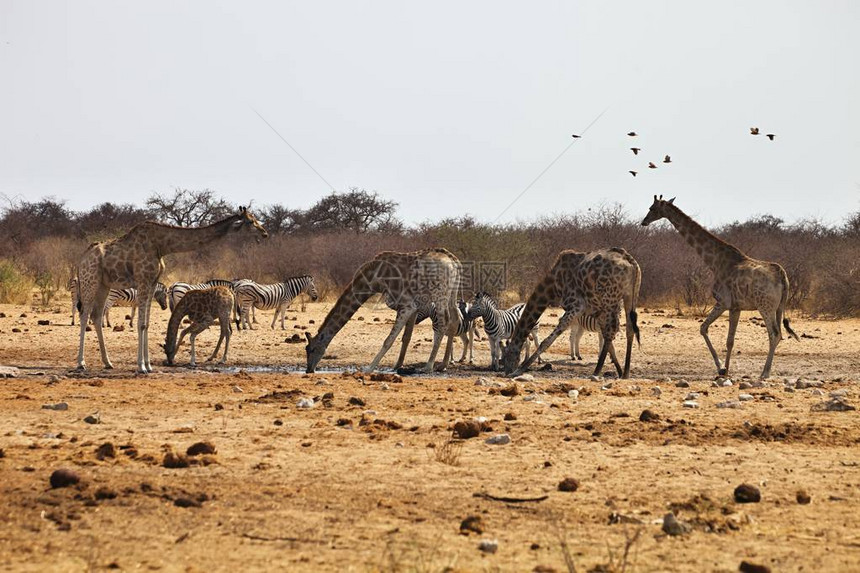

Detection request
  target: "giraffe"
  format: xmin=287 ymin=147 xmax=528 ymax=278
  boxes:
xmin=305 ymin=248 xmax=462 ymax=374
xmin=162 ymin=286 xmax=235 ymax=367
xmin=501 ymin=248 xmax=641 ymax=378
xmin=75 ymin=206 xmax=267 ymax=373
xmin=641 ymin=196 xmax=798 ymax=379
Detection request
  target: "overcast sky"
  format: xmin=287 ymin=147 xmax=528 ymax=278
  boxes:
xmin=1 ymin=1 xmax=858 ymax=227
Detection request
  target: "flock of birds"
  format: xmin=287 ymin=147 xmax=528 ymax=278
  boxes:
xmin=570 ymin=127 xmax=776 ymax=177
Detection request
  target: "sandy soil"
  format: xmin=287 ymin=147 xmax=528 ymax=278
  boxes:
xmin=1 ymin=298 xmax=859 ymax=572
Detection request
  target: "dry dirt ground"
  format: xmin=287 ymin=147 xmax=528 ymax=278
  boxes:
xmin=1 ymin=298 xmax=859 ymax=572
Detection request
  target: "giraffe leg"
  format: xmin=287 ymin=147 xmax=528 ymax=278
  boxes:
xmin=75 ymin=303 xmax=91 ymax=370
xmin=595 ymin=315 xmax=622 ymax=377
xmin=514 ymin=310 xmax=578 ymax=375
xmin=437 ymin=306 xmax=458 ymax=371
xmin=90 ymin=286 xmax=113 ymax=370
xmin=219 ymin=319 xmax=231 ymax=364
xmin=723 ymin=309 xmax=741 ymax=376
xmin=700 ymin=302 xmax=727 ymax=374
xmin=759 ymin=309 xmax=781 ymax=379
xmin=393 ymin=312 xmax=417 ymax=370
xmin=137 ymin=291 xmax=154 ymax=373
xmin=366 ymin=309 xmax=411 ymax=372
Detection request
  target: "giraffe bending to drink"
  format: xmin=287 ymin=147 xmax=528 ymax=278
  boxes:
xmin=74 ymin=207 xmax=267 ymax=373
xmin=305 ymin=248 xmax=461 ymax=374
xmin=641 ymin=196 xmax=798 ymax=379
xmin=501 ymin=248 xmax=641 ymax=378
xmin=162 ymin=286 xmax=235 ymax=367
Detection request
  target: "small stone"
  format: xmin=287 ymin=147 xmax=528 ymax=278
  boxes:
xmin=567 ymin=389 xmax=579 ymax=400
xmin=0 ymin=366 xmax=20 ymax=378
xmin=601 ymin=382 xmax=613 ymax=390
xmin=485 ymin=434 xmax=511 ymax=445
xmin=500 ymin=384 xmax=520 ymax=397
xmin=504 ymin=412 xmax=517 ymax=421
xmin=112 ymin=325 xmax=124 ymax=332
xmin=739 ymin=561 xmax=771 ymax=573
xmin=186 ymin=441 xmax=216 ymax=456
xmin=37 ymin=319 xmax=50 ymax=326
xmin=684 ymin=392 xmax=700 ymax=401
xmin=639 ymin=409 xmax=660 ymax=422
xmin=95 ymin=442 xmax=116 ymax=460
xmin=738 ymin=394 xmax=754 ymax=402
xmin=83 ymin=413 xmax=100 ymax=424
xmin=214 ymin=403 xmax=224 ymax=411
xmin=783 ymin=385 xmax=795 ymax=393
xmin=811 ymin=389 xmax=824 ymax=396
xmin=475 ymin=378 xmax=491 ymax=386
xmin=739 ymin=381 xmax=753 ymax=390
xmin=522 ymin=395 xmax=538 ymax=402
xmin=163 ymin=452 xmax=190 ymax=469
xmin=232 ymin=385 xmax=243 ymax=393
xmin=478 ymin=539 xmax=499 ymax=554
xmin=661 ymin=512 xmax=690 ymax=536
xmin=796 ymin=490 xmax=811 ymax=505
xmin=812 ymin=399 xmax=856 ymax=412
xmin=721 ymin=379 xmax=733 ymax=387
xmin=558 ymin=477 xmax=580 ymax=492
xmin=460 ymin=515 xmax=484 ymax=535
xmin=296 ymin=397 xmax=315 ymax=409
xmin=675 ymin=380 xmax=690 ymax=388
xmin=94 ymin=486 xmax=118 ymax=500
xmin=651 ymin=386 xmax=662 ymax=397
xmin=682 ymin=400 xmax=699 ymax=409
xmin=453 ymin=420 xmax=482 ymax=439
xmin=41 ymin=402 xmax=69 ymax=411
xmin=174 ymin=497 xmax=202 ymax=508
xmin=273 ymin=419 xmax=283 ymax=426
xmin=734 ymin=483 xmax=761 ymax=503
xmin=588 ymin=375 xmax=602 ymax=382
xmin=513 ymin=374 xmax=534 ymax=383
xmin=716 ymin=400 xmax=742 ymax=409
xmin=348 ymin=396 xmax=366 ymax=407
xmin=830 ymin=389 xmax=848 ymax=399
xmin=49 ymin=468 xmax=81 ymax=488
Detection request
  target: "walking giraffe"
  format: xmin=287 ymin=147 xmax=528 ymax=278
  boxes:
xmin=501 ymin=247 xmax=641 ymax=378
xmin=641 ymin=196 xmax=798 ymax=379
xmin=162 ymin=286 xmax=235 ymax=367
xmin=75 ymin=207 xmax=267 ymax=373
xmin=305 ymin=248 xmax=461 ymax=374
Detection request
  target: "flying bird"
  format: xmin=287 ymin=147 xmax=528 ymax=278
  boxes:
xmin=627 ymin=131 xmax=637 ymax=137
xmin=629 ymin=170 xmax=638 ymax=177
xmin=663 ymin=155 xmax=672 ymax=163
xmin=571 ymin=134 xmax=581 ymax=138
xmin=766 ymin=134 xmax=775 ymax=140
xmin=750 ymin=127 xmax=760 ymax=135
xmin=630 ymin=147 xmax=641 ymax=155
xmin=648 ymin=162 xmax=657 ymax=169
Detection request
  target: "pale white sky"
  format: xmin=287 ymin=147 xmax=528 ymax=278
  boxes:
xmin=1 ymin=1 xmax=858 ymax=227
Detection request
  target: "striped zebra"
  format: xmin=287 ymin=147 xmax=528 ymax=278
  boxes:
xmin=167 ymin=279 xmax=236 ymax=311
xmin=234 ymin=275 xmax=319 ymax=330
xmin=569 ymin=314 xmax=604 ymax=360
xmin=69 ymin=277 xmax=168 ymax=327
xmin=385 ymin=297 xmax=481 ymax=364
xmin=103 ymin=282 xmax=169 ymax=327
xmin=466 ymin=292 xmax=541 ymax=371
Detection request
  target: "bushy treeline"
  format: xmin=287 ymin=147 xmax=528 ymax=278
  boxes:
xmin=1 ymin=189 xmax=859 ymax=317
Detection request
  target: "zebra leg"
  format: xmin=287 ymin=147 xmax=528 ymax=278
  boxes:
xmin=457 ymin=332 xmax=468 ymax=363
xmin=103 ymin=303 xmax=111 ymax=328
xmin=570 ymin=323 xmax=585 ymax=360
xmin=129 ymin=306 xmax=136 ymax=328
xmin=531 ymin=326 xmax=542 ymax=364
xmin=366 ymin=309 xmax=412 ymax=372
xmin=513 ymin=310 xmax=579 ymax=375
xmin=393 ymin=311 xmax=417 ymax=370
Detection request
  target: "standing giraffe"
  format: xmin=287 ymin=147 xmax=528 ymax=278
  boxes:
xmin=641 ymin=196 xmax=798 ymax=379
xmin=305 ymin=248 xmax=461 ymax=374
xmin=501 ymin=248 xmax=641 ymax=378
xmin=75 ymin=207 xmax=267 ymax=373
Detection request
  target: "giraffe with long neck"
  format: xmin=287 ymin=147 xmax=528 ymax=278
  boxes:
xmin=641 ymin=196 xmax=798 ymax=379
xmin=75 ymin=207 xmax=267 ymax=373
xmin=502 ymin=247 xmax=641 ymax=378
xmin=305 ymin=248 xmax=461 ymax=373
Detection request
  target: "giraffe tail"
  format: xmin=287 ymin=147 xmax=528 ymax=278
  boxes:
xmin=629 ymin=309 xmax=641 ymax=347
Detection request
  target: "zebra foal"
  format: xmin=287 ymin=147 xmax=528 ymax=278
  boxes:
xmin=467 ymin=292 xmax=541 ymax=371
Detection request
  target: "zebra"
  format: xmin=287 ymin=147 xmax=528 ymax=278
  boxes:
xmin=234 ymin=275 xmax=319 ymax=330
xmin=466 ymin=292 xmax=541 ymax=371
xmin=69 ymin=277 xmax=168 ymax=327
xmin=167 ymin=279 xmax=236 ymax=311
xmin=569 ymin=314 xmax=604 ymax=360
xmin=385 ymin=297 xmax=482 ymax=364
xmin=103 ymin=282 xmax=169 ymax=327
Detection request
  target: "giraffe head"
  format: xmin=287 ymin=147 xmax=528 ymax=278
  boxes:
xmin=232 ymin=206 xmax=269 ymax=240
xmin=305 ymin=331 xmax=329 ymax=373
xmin=641 ymin=195 xmax=675 ymax=226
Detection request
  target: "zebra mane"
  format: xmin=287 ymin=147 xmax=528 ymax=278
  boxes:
xmin=474 ymin=291 xmax=499 ymax=308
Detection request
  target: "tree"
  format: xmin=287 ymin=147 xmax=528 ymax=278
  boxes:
xmin=0 ymin=196 xmax=76 ymax=255
xmin=302 ymin=188 xmax=400 ymax=233
xmin=145 ymin=188 xmax=232 ymax=227
xmin=76 ymin=202 xmax=153 ymax=239
xmin=259 ymin=203 xmax=305 ymax=235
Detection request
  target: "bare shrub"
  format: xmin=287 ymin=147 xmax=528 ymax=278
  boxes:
xmin=22 ymin=237 xmax=85 ymax=306
xmin=0 ymin=259 xmax=34 ymax=304
xmin=429 ymin=439 xmax=463 ymax=466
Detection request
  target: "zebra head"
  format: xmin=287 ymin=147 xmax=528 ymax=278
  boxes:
xmin=305 ymin=331 xmax=328 ymax=373
xmin=154 ymin=283 xmax=169 ymax=310
xmin=302 ymin=275 xmax=319 ymax=302
xmin=161 ymin=338 xmax=178 ymax=366
xmin=501 ymin=340 xmax=521 ymax=374
xmin=467 ymin=291 xmax=497 ymax=320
